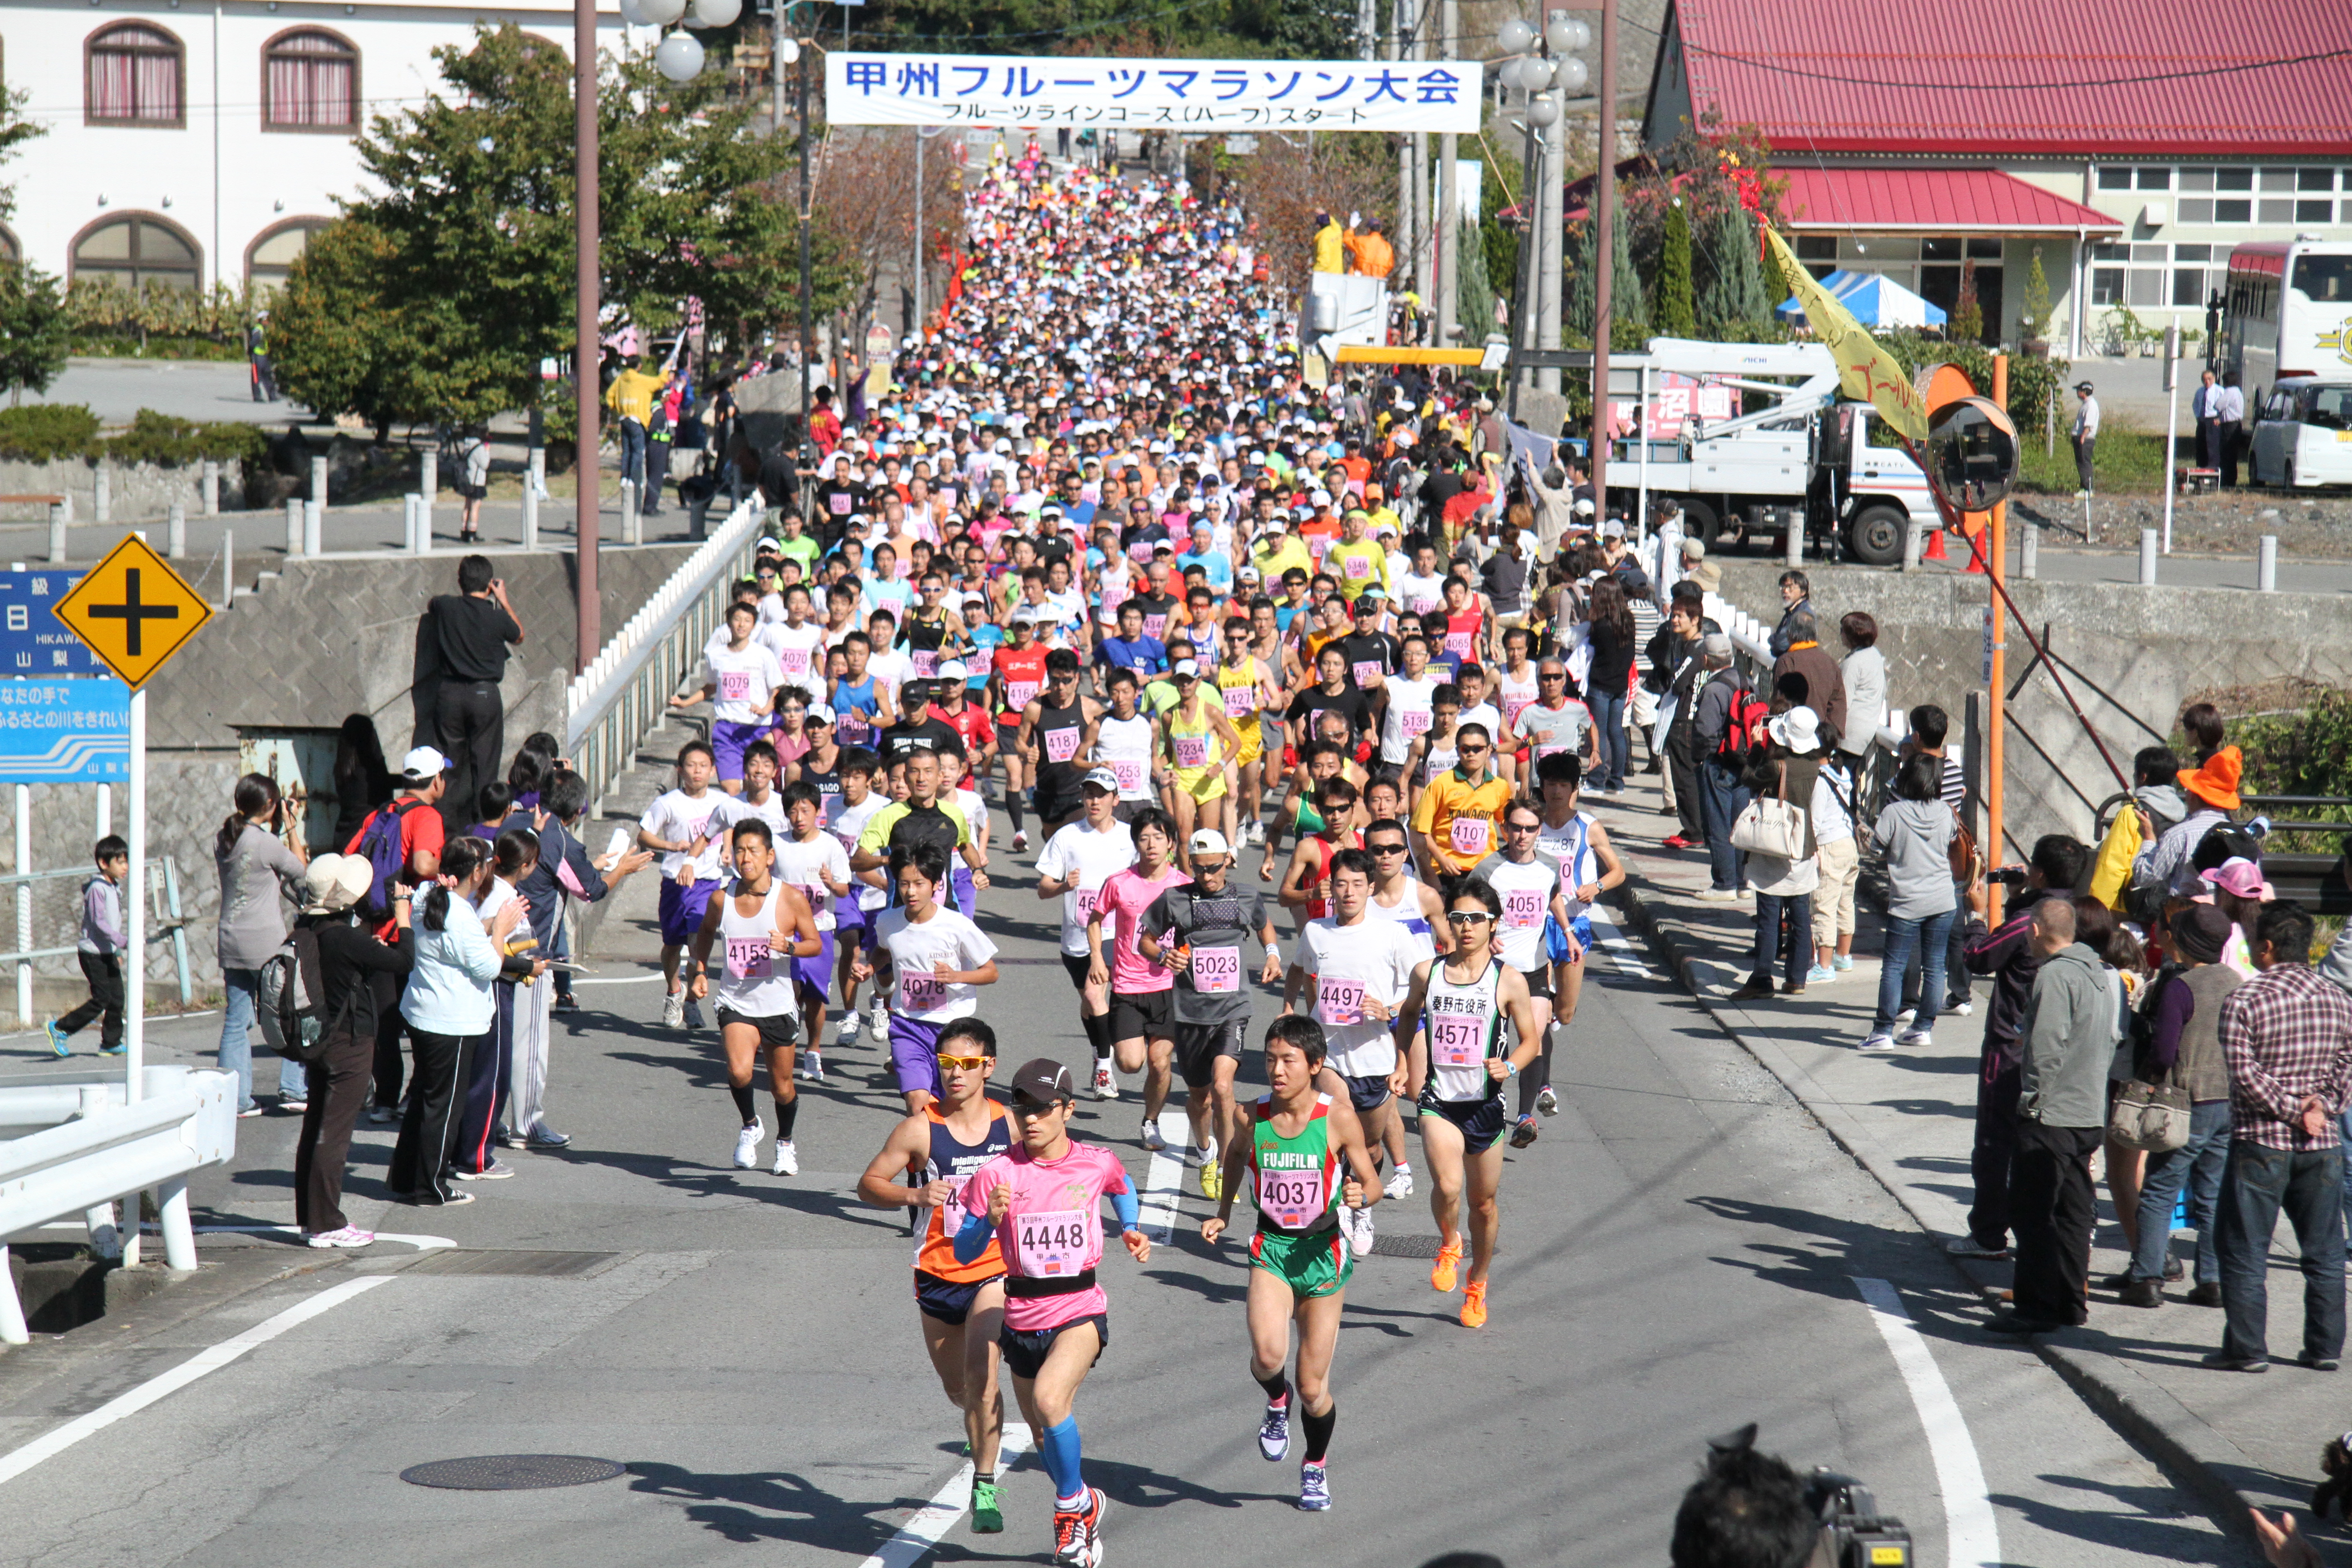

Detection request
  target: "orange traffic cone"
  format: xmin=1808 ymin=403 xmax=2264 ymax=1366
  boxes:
xmin=1962 ymin=531 xmax=1986 ymax=574
xmin=1922 ymin=526 xmax=1950 ymax=564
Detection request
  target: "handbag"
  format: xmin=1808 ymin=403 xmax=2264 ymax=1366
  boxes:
xmin=2108 ymin=1079 xmax=2191 ymax=1153
xmin=1731 ymin=761 xmax=1809 ymax=860
xmin=1946 ymin=805 xmax=1980 ymax=881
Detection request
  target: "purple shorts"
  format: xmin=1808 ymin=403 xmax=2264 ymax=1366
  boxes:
xmin=889 ymin=1014 xmax=946 ymax=1097
xmin=794 ymin=930 xmax=835 ymax=1003
xmin=658 ymin=877 xmax=723 ymax=946
xmin=834 ymin=893 xmax=878 ymax=947
xmin=712 ymin=719 xmax=767 ymax=782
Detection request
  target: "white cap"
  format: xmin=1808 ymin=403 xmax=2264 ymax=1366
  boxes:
xmin=937 ymin=659 xmax=970 ymax=681
xmin=755 ymin=535 xmax=784 ymax=553
xmin=401 ymin=745 xmax=451 ymax=780
xmin=805 ymin=702 xmax=835 ymax=725
xmin=1172 ymin=657 xmax=1200 ymax=677
xmin=1083 ymin=766 xmax=1121 ymax=792
xmin=1187 ymin=828 xmax=1232 ymax=857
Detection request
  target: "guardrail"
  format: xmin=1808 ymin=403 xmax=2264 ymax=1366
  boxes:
xmin=0 ymin=1064 xmax=236 ymax=1342
xmin=565 ymin=495 xmax=765 ymax=812
xmin=1 ymin=860 xmax=193 ymax=1026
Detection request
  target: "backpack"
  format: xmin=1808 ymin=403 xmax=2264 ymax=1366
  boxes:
xmin=355 ymin=798 xmax=427 ymax=921
xmin=1712 ymin=676 xmax=1769 ymax=760
xmin=258 ymin=925 xmax=353 ymax=1063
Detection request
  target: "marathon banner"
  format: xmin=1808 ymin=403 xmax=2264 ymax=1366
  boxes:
xmin=826 ymin=54 xmax=1482 ymax=134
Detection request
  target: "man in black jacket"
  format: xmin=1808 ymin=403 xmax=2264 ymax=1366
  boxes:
xmin=1948 ymin=834 xmax=2090 ymax=1259
xmin=1646 ymin=590 xmax=1707 ymax=849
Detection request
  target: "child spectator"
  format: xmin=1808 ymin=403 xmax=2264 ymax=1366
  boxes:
xmin=49 ymin=835 xmax=129 ymax=1056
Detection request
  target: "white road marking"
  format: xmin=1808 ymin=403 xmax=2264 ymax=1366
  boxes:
xmin=1851 ymin=1276 xmax=2001 ymax=1568
xmin=856 ymin=1420 xmax=1035 ymax=1568
xmin=568 ymin=973 xmax=665 ymax=986
xmin=1582 ymin=903 xmax=1653 ymax=980
xmin=1134 ymin=1105 xmax=1191 ymax=1244
xmin=33 ymin=1223 xmax=453 ymax=1251
xmin=0 ymin=1276 xmax=395 ymax=1488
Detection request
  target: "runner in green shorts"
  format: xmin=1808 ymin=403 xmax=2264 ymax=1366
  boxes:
xmin=1202 ymin=1014 xmax=1381 ymax=1512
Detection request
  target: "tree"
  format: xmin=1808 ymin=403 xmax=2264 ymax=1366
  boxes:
xmin=0 ymin=87 xmax=44 ymax=223
xmin=2020 ymin=245 xmax=2053 ymax=343
xmin=1565 ymin=196 xmax=1646 ymax=341
xmin=1698 ymin=205 xmax=1773 ymax=330
xmin=1456 ymin=215 xmax=1496 ymax=348
xmin=0 ymin=262 xmax=70 ymax=402
xmin=1952 ymin=259 xmax=1983 ymax=344
xmin=1652 ymin=201 xmax=1696 ymax=337
xmin=270 ymin=220 xmax=447 ymax=442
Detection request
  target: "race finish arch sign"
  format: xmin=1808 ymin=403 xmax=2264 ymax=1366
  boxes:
xmin=827 ymin=54 xmax=1480 ymax=133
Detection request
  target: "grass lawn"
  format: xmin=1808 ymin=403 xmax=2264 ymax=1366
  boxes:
xmin=2016 ymin=423 xmax=2176 ymax=495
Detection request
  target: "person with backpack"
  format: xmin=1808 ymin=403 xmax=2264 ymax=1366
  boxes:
xmin=1691 ymin=635 xmax=1764 ymax=902
xmin=346 ymin=748 xmax=451 ymax=1122
xmin=289 ymin=853 xmax=413 ymax=1249
xmin=216 ymin=774 xmax=311 ymax=1117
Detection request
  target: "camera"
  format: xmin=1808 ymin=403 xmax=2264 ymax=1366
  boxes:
xmin=1986 ymin=864 xmax=2030 ymax=887
xmin=1804 ymin=1470 xmax=1913 ymax=1568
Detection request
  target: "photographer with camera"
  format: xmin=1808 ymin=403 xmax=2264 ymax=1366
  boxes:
xmin=1671 ymin=1425 xmax=1909 ymax=1568
xmin=1945 ymin=835 xmax=2090 ymax=1264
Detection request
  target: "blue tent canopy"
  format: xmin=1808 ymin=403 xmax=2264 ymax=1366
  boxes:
xmin=1776 ymin=269 xmax=1948 ymax=328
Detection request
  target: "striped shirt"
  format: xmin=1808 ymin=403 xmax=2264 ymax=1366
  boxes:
xmin=2220 ymin=963 xmax=2352 ymax=1151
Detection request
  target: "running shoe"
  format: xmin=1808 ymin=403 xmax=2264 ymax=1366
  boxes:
xmin=454 ymin=1160 xmax=514 ymax=1181
xmin=1198 ymin=1160 xmax=1222 ymax=1201
xmin=304 ymin=1225 xmax=376 ymax=1249
xmin=1896 ymin=1026 xmax=1934 ymax=1049
xmin=1893 ymin=1007 xmax=1916 ymax=1027
xmin=1013 ymin=829 xmax=1030 ymax=853
xmin=1052 ymin=1487 xmax=1107 ymax=1567
xmin=1509 ymin=1115 xmax=1538 ymax=1149
xmin=1140 ymin=1119 xmax=1168 ymax=1154
xmin=367 ymin=1103 xmax=397 ymax=1125
xmin=1259 ymin=1398 xmax=1292 ymax=1460
xmin=1297 ymin=1460 xmax=1331 ymax=1511
xmin=1536 ymin=1085 xmax=1559 ymax=1117
xmin=1460 ymin=1279 xmax=1489 ymax=1328
xmin=552 ymin=993 xmax=581 ymax=1014
xmin=733 ymin=1117 xmax=764 ymax=1170
xmin=1857 ymin=1032 xmax=1897 ymax=1054
xmin=1832 ymin=954 xmax=1855 ymax=972
xmin=1347 ymin=1205 xmax=1375 ymax=1256
xmin=772 ymin=1139 xmax=799 ymax=1176
xmin=1949 ymin=999 xmax=1975 ymax=1017
xmin=98 ymin=1041 xmax=126 ymax=1056
xmin=45 ymin=1020 xmax=69 ymax=1056
xmin=839 ymin=1012 xmax=863 ymax=1043
xmin=1185 ymin=1135 xmax=1218 ymax=1168
xmin=684 ymin=999 xmax=707 ymax=1033
xmin=1430 ymin=1238 xmax=1462 ymax=1293
xmin=870 ymin=1000 xmax=890 ymax=1038
xmin=801 ymin=1050 xmax=827 ymax=1083
xmin=524 ymin=1126 xmax=573 ymax=1148
xmin=971 ymin=1478 xmax=1003 ymax=1534
xmin=237 ymin=1104 xmax=264 ymax=1119
xmin=1093 ymin=1063 xmax=1118 ymax=1101
xmin=1382 ymin=1165 xmax=1412 ymax=1201
xmin=280 ymin=1098 xmax=309 ymax=1114
xmin=1804 ymin=963 xmax=1838 ymax=987
xmin=662 ymin=989 xmax=686 ymax=1030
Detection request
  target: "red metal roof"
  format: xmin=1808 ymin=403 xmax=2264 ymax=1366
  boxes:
xmin=1775 ymin=167 xmax=2122 ymax=234
xmin=1665 ymin=0 xmax=2352 ymax=158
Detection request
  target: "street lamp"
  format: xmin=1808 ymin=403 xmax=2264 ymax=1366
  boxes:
xmin=1498 ymin=12 xmax=1589 ymax=414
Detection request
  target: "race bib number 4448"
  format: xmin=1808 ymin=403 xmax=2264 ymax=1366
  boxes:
xmin=1013 ymin=1208 xmax=1090 ymax=1276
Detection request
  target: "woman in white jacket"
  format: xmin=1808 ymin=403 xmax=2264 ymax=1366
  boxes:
xmin=389 ymin=836 xmax=523 ymax=1206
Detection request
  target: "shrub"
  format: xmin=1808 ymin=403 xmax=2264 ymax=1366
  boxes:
xmin=0 ymin=403 xmax=102 ymax=461
xmin=102 ymin=409 xmax=266 ymax=467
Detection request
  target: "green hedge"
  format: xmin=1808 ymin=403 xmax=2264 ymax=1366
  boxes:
xmin=0 ymin=404 xmax=102 ymax=461
xmin=0 ymin=404 xmax=265 ymax=466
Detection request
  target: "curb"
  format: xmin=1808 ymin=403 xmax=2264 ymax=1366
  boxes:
xmin=1607 ymin=858 xmax=2278 ymax=1542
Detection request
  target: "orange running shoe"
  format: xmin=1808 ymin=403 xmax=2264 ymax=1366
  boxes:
xmin=1430 ymin=1238 xmax=1462 ymax=1293
xmin=1461 ymin=1279 xmax=1489 ymax=1328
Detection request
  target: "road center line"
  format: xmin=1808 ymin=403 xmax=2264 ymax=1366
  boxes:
xmin=1583 ymin=903 xmax=1654 ymax=980
xmin=856 ymin=1420 xmax=1035 ymax=1568
xmin=0 ymin=1275 xmax=394 ymax=1488
xmin=1850 ymin=1276 xmax=2001 ymax=1568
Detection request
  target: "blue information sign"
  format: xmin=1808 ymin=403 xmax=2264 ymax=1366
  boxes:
xmin=0 ymin=572 xmax=103 ymax=675
xmin=0 ymin=678 xmax=130 ymax=782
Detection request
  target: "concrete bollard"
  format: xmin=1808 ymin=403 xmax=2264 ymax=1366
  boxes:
xmin=47 ymin=501 xmax=66 ymax=564
xmin=167 ymin=503 xmax=186 ymax=559
xmin=408 ymin=494 xmax=430 ymax=555
xmin=622 ymin=480 xmax=639 ymax=546
xmin=2020 ymin=526 xmax=2038 ymax=580
xmin=402 ymin=494 xmax=417 ymax=551
xmin=221 ymin=529 xmax=234 ymax=605
xmin=285 ymin=498 xmax=304 ymax=557
xmin=1902 ymin=519 xmax=1923 ymax=572
xmin=1783 ymin=514 xmax=1801 ymax=567
xmin=2259 ymin=534 xmax=2278 ymax=593
xmin=419 ymin=450 xmax=437 ymax=540
xmin=309 ymin=454 xmax=329 ymax=514
xmin=93 ymin=466 xmax=110 ymax=526
xmin=2139 ymin=529 xmax=2158 ymax=586
xmin=303 ymin=498 xmax=323 ymax=559
xmin=201 ymin=459 xmax=220 ymax=517
xmin=522 ymin=480 xmax=538 ymax=550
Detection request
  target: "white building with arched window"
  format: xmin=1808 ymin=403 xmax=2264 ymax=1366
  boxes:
xmin=2 ymin=0 xmax=647 ymax=295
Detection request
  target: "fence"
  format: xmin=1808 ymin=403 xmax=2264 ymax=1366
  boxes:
xmin=0 ymin=859 xmax=192 ymax=1025
xmin=565 ymin=494 xmax=765 ymax=812
xmin=1704 ymin=589 xmax=1911 ymax=821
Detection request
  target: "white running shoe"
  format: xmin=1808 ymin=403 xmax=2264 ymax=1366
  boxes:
xmin=1346 ymin=1205 xmax=1375 ymax=1255
xmin=733 ymin=1117 xmax=764 ymax=1170
xmin=1858 ymin=1032 xmax=1897 ymax=1053
xmin=1258 ymin=1399 xmax=1292 ymax=1461
xmin=772 ymin=1139 xmax=799 ymax=1176
xmin=801 ymin=1050 xmax=827 ymax=1083
xmin=1949 ymin=999 xmax=1975 ymax=1017
xmin=1186 ymin=1135 xmax=1219 ymax=1170
xmin=870 ymin=1000 xmax=890 ymax=1037
xmin=1141 ymin=1119 xmax=1168 ymax=1154
xmin=1382 ymin=1166 xmax=1413 ymax=1201
xmin=1013 ymin=829 xmax=1030 ymax=853
xmin=1297 ymin=1460 xmax=1332 ymax=1511
xmin=1093 ymin=1063 xmax=1118 ymax=1101
xmin=1536 ymin=1085 xmax=1559 ymax=1117
xmin=838 ymin=1012 xmax=863 ymax=1043
xmin=1896 ymin=1026 xmax=1934 ymax=1049
xmin=662 ymin=989 xmax=686 ymax=1030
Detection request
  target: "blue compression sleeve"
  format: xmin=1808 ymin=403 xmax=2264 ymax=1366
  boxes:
xmin=952 ymin=1211 xmax=996 ymax=1264
xmin=1040 ymin=1416 xmax=1085 ymax=1506
xmin=1110 ymin=1190 xmax=1140 ymax=1232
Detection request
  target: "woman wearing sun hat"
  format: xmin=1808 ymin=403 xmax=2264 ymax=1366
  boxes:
xmin=2135 ymin=744 xmax=2243 ymax=898
xmin=291 ymin=853 xmax=415 ymax=1250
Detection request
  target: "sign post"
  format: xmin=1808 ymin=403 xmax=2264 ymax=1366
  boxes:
xmin=50 ymin=535 xmax=215 ymax=1264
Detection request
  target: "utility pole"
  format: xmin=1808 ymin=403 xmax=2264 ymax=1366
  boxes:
xmin=1411 ymin=0 xmax=1433 ymax=305
xmin=1588 ymin=0 xmax=1617 ymax=510
xmin=573 ymin=0 xmax=599 ymax=670
xmin=1435 ymin=0 xmax=1459 ymax=351
xmin=796 ymin=5 xmax=812 ymax=439
xmin=1393 ymin=0 xmax=1412 ymax=299
xmin=1536 ymin=22 xmax=1565 ymax=395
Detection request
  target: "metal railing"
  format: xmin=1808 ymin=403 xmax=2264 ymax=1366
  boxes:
xmin=566 ymin=495 xmax=765 ymax=812
xmin=1703 ymin=590 xmax=1910 ymax=830
xmin=2 ymin=859 xmax=192 ymax=1025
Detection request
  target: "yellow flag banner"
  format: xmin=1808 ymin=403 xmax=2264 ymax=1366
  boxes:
xmin=1763 ymin=226 xmax=1929 ymax=442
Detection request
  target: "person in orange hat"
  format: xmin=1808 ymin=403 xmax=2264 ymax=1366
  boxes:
xmin=2135 ymin=743 xmax=2243 ymax=898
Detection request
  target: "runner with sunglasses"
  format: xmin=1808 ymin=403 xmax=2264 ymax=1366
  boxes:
xmin=1473 ymin=797 xmax=1574 ymax=1150
xmin=1201 ymin=1014 xmax=1383 ymax=1512
xmin=1408 ymin=723 xmax=1511 ymax=882
xmin=1392 ymin=877 xmax=1543 ymax=1328
xmin=1358 ymin=818 xmax=1449 ymax=1196
xmin=954 ymin=1057 xmax=1150 ymax=1568
xmin=854 ymin=1018 xmax=1013 ymax=1534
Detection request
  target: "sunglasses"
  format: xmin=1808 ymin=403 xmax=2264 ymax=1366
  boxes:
xmin=1539 ymin=672 xmax=1567 ymax=681
xmin=1506 ymin=820 xmax=1541 ymax=833
xmin=1458 ymin=741 xmax=1491 ymax=753
xmin=1368 ymin=842 xmax=1409 ymax=855
xmin=1446 ymin=910 xmax=1493 ymax=925
xmin=935 ymin=1053 xmax=990 ymax=1071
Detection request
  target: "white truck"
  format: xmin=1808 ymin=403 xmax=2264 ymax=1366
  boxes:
xmin=1605 ymin=337 xmax=1940 ymax=566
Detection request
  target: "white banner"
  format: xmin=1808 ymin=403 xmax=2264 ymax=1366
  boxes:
xmin=826 ymin=53 xmax=1481 ymax=134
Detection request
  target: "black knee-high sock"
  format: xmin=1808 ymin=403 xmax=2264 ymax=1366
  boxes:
xmin=1083 ymin=1009 xmax=1111 ymax=1061
xmin=1255 ymin=1369 xmax=1290 ymax=1406
xmin=1007 ymin=791 xmax=1025 ymax=831
xmin=730 ymin=1083 xmax=757 ymax=1123
xmin=1303 ymin=1403 xmax=1335 ymax=1463
xmin=774 ymin=1093 xmax=799 ymax=1139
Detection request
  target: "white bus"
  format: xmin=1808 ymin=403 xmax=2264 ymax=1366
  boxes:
xmin=2220 ymin=239 xmax=2352 ymax=415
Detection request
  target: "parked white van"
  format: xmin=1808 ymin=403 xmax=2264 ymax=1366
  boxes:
xmin=2250 ymin=376 xmax=2352 ymax=487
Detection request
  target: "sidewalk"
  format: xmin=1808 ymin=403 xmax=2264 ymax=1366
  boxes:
xmin=1584 ymin=766 xmax=2339 ymax=1538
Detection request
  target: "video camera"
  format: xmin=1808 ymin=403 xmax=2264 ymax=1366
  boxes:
xmin=1803 ymin=1469 xmax=1913 ymax=1568
xmin=1677 ymin=1426 xmax=1911 ymax=1568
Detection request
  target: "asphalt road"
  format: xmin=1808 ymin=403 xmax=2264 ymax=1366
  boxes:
xmin=0 ymin=799 xmax=2244 ymax=1568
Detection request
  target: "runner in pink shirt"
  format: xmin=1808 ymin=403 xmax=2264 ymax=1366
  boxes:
xmin=955 ymin=1057 xmax=1147 ymax=1568
xmin=1084 ymin=807 xmax=1190 ymax=1153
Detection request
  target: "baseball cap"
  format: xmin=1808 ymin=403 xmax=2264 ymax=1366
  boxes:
xmin=1602 ymin=519 xmax=1626 ymax=539
xmin=401 ymin=745 xmax=451 ymax=780
xmin=1701 ymin=632 xmax=1734 ymax=660
xmin=1009 ymin=1056 xmax=1078 ymax=1105
xmin=805 ymin=702 xmax=834 ymax=726
xmin=1264 ymin=516 xmax=1288 ymax=532
xmin=937 ymin=660 xmax=969 ymax=681
xmin=1188 ymin=828 xmax=1231 ymax=857
xmin=1171 ymin=657 xmax=1200 ymax=678
xmin=1353 ymin=593 xmax=1383 ymax=613
xmin=1011 ymin=604 xmax=1040 ymax=624
xmin=755 ymin=535 xmax=783 ymax=553
xmin=1082 ymin=766 xmax=1121 ymax=793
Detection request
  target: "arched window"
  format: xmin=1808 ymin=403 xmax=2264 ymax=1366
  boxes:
xmin=262 ymin=28 xmax=358 ymax=132
xmin=72 ymin=214 xmax=201 ymax=292
xmin=86 ymin=23 xmax=183 ymax=126
xmin=246 ymin=218 xmax=328 ymax=293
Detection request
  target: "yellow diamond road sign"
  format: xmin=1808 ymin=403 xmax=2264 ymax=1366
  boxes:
xmin=51 ymin=533 xmax=215 ymax=689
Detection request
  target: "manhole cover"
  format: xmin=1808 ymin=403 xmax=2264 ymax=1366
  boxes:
xmin=402 ymin=1250 xmax=619 ymax=1278
xmin=400 ymin=1455 xmax=625 ymax=1490
xmin=1369 ymin=1233 xmax=1446 ymax=1259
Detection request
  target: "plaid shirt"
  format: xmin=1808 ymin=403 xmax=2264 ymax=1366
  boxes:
xmin=2220 ymin=964 xmax=2352 ymax=1151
